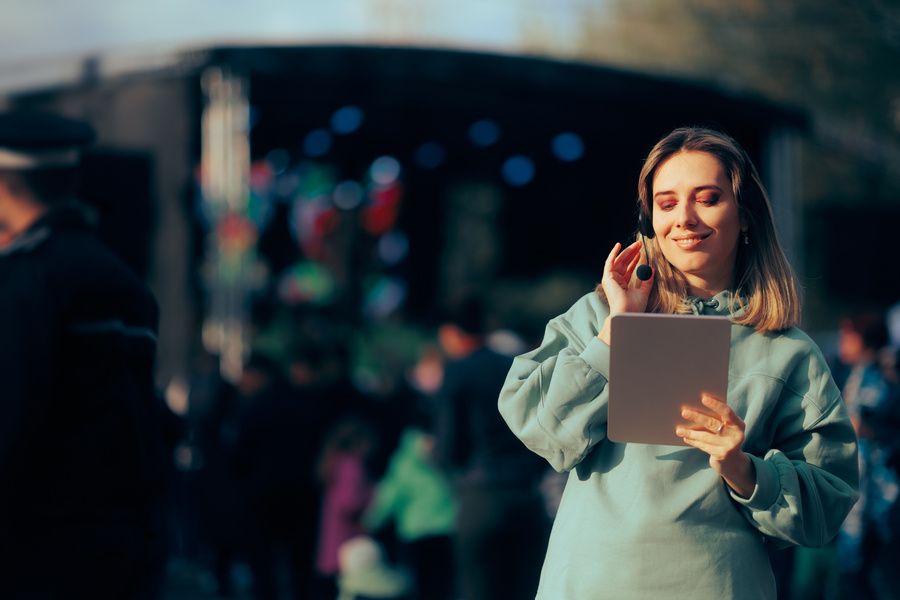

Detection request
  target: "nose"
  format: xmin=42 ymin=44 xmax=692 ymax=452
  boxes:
xmin=673 ymin=199 xmax=698 ymax=228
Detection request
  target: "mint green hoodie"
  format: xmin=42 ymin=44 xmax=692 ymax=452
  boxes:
xmin=498 ymin=290 xmax=858 ymax=600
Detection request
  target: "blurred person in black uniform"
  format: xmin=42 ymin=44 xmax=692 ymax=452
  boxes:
xmin=433 ymin=297 xmax=550 ymax=600
xmin=0 ymin=112 xmax=165 ymax=598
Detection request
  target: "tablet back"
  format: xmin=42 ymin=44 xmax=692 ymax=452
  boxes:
xmin=608 ymin=313 xmax=731 ymax=446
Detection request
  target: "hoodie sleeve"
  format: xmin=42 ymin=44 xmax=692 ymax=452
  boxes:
xmin=728 ymin=342 xmax=859 ymax=548
xmin=498 ymin=292 xmax=612 ymax=472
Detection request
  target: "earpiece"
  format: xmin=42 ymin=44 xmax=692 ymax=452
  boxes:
xmin=637 ymin=211 xmax=655 ymax=239
xmin=636 ymin=208 xmax=653 ymax=281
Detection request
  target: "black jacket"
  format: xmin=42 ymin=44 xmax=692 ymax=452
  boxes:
xmin=435 ymin=346 xmax=547 ymax=488
xmin=0 ymin=206 xmax=161 ymax=582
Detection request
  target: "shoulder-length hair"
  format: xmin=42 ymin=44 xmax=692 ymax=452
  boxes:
xmin=601 ymin=127 xmax=800 ymax=333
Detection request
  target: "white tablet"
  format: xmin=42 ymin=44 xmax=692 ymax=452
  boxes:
xmin=607 ymin=313 xmax=731 ymax=446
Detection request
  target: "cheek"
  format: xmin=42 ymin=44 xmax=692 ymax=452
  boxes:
xmin=656 ymin=237 xmax=680 ymax=266
xmin=651 ymin=214 xmax=672 ymax=239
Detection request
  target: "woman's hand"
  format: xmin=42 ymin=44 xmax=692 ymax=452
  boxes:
xmin=597 ymin=240 xmax=654 ymax=344
xmin=676 ymin=393 xmax=757 ymax=499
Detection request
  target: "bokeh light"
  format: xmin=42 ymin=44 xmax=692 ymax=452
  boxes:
xmin=302 ymin=128 xmax=333 ymax=157
xmin=468 ymin=119 xmax=501 ymax=147
xmin=331 ymin=105 xmax=364 ymax=135
xmin=551 ymin=132 xmax=585 ymax=162
xmin=502 ymin=155 xmax=535 ymax=187
xmin=377 ymin=230 xmax=410 ymax=265
xmin=333 ymin=180 xmax=365 ymax=210
xmin=370 ymin=156 xmax=401 ymax=185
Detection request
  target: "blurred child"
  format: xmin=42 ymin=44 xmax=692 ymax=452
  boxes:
xmin=364 ymin=427 xmax=456 ymax=600
xmin=336 ymin=535 xmax=410 ymax=600
xmin=314 ymin=416 xmax=379 ymax=599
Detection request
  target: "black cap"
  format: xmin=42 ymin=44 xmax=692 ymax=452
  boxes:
xmin=0 ymin=111 xmax=95 ymax=170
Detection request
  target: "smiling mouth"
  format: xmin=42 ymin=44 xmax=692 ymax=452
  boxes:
xmin=671 ymin=233 xmax=711 ymax=248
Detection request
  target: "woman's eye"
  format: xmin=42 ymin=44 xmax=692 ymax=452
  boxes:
xmin=658 ymin=201 xmax=676 ymax=211
xmin=698 ymin=194 xmax=720 ymax=205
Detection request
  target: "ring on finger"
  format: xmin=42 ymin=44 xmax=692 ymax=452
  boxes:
xmin=713 ymin=421 xmax=724 ymax=434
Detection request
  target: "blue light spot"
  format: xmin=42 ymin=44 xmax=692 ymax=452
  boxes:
xmin=378 ymin=231 xmax=409 ymax=265
xmin=552 ymin=132 xmax=585 ymax=162
xmin=303 ymin=129 xmax=332 ymax=157
xmin=502 ymin=155 xmax=535 ymax=187
xmin=331 ymin=105 xmax=365 ymax=135
xmin=468 ymin=119 xmax=501 ymax=147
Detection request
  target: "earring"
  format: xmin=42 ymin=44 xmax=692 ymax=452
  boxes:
xmin=743 ymin=231 xmax=749 ymax=245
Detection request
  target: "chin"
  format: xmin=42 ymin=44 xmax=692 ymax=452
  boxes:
xmin=669 ymin=259 xmax=710 ymax=275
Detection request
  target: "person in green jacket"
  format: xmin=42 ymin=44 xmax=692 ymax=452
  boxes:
xmin=364 ymin=427 xmax=457 ymax=600
xmin=498 ymin=126 xmax=859 ymax=600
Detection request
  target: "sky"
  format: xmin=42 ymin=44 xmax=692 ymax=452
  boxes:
xmin=0 ymin=0 xmax=583 ymax=63
xmin=0 ymin=0 xmax=601 ymax=94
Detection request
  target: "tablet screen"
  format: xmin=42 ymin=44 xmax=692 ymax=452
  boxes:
xmin=607 ymin=313 xmax=731 ymax=446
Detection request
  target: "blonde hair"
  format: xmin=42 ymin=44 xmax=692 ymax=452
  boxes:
xmin=600 ymin=127 xmax=800 ymax=333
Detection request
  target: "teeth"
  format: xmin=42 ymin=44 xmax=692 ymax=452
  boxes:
xmin=674 ymin=236 xmax=706 ymax=247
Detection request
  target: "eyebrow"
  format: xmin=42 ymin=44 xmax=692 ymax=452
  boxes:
xmin=653 ymin=185 xmax=723 ymax=199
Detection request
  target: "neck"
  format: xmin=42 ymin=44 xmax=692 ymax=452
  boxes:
xmin=684 ymin=274 xmax=732 ymax=300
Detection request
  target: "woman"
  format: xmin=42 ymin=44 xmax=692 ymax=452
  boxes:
xmin=498 ymin=127 xmax=859 ymax=599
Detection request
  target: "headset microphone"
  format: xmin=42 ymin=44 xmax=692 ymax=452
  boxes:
xmin=635 ymin=245 xmax=652 ymax=281
xmin=636 ymin=212 xmax=653 ymax=281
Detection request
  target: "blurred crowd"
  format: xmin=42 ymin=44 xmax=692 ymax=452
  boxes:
xmin=774 ymin=307 xmax=900 ymax=600
xmin=159 ymin=297 xmax=553 ymax=600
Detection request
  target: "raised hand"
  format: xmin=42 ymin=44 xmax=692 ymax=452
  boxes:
xmin=601 ymin=240 xmax=654 ymax=316
xmin=597 ymin=240 xmax=654 ymax=344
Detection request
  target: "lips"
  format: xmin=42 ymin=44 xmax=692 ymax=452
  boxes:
xmin=670 ymin=232 xmax=711 ymax=249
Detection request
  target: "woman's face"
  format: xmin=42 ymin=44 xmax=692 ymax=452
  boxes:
xmin=651 ymin=151 xmax=744 ymax=295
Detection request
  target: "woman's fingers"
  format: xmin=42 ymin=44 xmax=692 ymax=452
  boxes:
xmin=611 ymin=241 xmax=642 ymax=274
xmin=604 ymin=241 xmax=642 ymax=284
xmin=603 ymin=240 xmax=652 ymax=314
xmin=680 ymin=436 xmax=720 ymax=456
xmin=681 ymin=407 xmax=722 ymax=433
xmin=603 ymin=242 xmax=622 ymax=277
xmin=676 ymin=426 xmax=723 ymax=444
xmin=624 ymin=246 xmax=642 ymax=280
xmin=701 ymin=394 xmax=742 ymax=427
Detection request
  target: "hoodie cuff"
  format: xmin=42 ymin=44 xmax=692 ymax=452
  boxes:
xmin=579 ymin=336 xmax=610 ymax=379
xmin=729 ymin=452 xmax=780 ymax=510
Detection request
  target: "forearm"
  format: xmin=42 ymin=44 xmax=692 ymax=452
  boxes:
xmin=720 ymin=452 xmax=756 ymax=498
xmin=597 ymin=316 xmax=611 ymax=346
